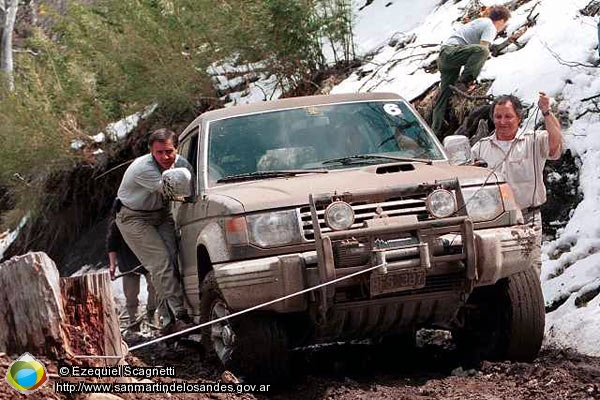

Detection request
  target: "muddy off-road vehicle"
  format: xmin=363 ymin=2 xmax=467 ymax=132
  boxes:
xmin=166 ymin=92 xmax=544 ymax=381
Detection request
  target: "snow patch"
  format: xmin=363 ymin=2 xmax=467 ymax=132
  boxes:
xmin=0 ymin=213 xmax=29 ymax=260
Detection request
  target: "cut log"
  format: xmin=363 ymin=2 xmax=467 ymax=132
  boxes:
xmin=0 ymin=252 xmax=124 ymax=366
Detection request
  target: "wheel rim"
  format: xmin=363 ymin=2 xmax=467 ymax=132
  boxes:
xmin=209 ymin=299 xmax=236 ymax=362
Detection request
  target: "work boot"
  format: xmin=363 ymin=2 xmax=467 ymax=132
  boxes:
xmin=160 ymin=312 xmax=194 ymax=335
xmin=128 ymin=312 xmax=140 ymax=333
xmin=176 ymin=312 xmax=193 ymax=324
xmin=146 ymin=309 xmax=158 ymax=327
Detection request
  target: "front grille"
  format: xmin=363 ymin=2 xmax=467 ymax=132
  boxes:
xmin=299 ymin=196 xmax=430 ymax=241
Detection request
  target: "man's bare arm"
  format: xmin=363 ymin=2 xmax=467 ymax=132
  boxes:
xmin=538 ymin=92 xmax=562 ymax=158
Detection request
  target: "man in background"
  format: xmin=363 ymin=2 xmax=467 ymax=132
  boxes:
xmin=107 ymin=198 xmax=157 ymax=332
xmin=432 ymin=5 xmax=511 ymax=136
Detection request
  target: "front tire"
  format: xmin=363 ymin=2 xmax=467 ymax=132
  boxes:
xmin=455 ymin=269 xmax=545 ymax=362
xmin=200 ymin=271 xmax=290 ymax=382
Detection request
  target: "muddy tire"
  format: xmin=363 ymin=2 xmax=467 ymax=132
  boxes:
xmin=456 ymin=269 xmax=545 ymax=362
xmin=200 ymin=271 xmax=290 ymax=382
xmin=378 ymin=330 xmax=417 ymax=352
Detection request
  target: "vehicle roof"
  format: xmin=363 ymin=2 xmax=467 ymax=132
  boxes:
xmin=180 ymin=92 xmax=404 ymax=139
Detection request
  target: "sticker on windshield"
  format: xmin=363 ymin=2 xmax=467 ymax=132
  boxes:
xmin=305 ymin=106 xmax=323 ymax=116
xmin=383 ymin=103 xmax=403 ymax=117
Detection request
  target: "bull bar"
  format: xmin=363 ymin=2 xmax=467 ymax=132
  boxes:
xmin=309 ymin=179 xmax=477 ymax=322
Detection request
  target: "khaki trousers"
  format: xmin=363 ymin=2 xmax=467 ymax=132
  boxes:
xmin=117 ymin=207 xmax=185 ymax=325
xmin=123 ymin=273 xmax=157 ymax=323
xmin=522 ymin=208 xmax=542 ymax=276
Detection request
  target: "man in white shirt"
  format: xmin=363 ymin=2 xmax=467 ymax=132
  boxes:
xmin=471 ymin=93 xmax=563 ymax=275
xmin=117 ymin=128 xmax=194 ymax=334
xmin=432 ymin=5 xmax=511 ymax=136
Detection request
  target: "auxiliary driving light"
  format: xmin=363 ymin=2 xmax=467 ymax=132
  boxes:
xmin=324 ymin=201 xmax=355 ymax=231
xmin=426 ymin=189 xmax=457 ymax=219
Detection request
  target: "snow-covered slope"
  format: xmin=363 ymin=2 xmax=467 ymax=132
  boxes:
xmin=351 ymin=0 xmax=439 ymax=55
xmin=335 ymin=0 xmax=600 ymax=356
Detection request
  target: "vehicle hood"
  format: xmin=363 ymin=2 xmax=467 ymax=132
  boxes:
xmin=209 ymin=162 xmax=501 ymax=212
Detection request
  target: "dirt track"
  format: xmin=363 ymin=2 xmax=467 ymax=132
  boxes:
xmin=2 ymin=340 xmax=599 ymax=399
xmin=268 ymin=346 xmax=600 ymax=400
xmin=128 ymin=336 xmax=600 ymax=400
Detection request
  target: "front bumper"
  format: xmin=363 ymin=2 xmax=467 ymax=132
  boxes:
xmin=213 ymin=222 xmax=537 ymax=313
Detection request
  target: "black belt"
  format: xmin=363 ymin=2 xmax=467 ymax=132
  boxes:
xmin=121 ymin=204 xmax=165 ymax=213
xmin=523 ymin=206 xmax=541 ymax=213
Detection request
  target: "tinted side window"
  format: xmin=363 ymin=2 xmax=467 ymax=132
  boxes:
xmin=179 ymin=128 xmax=198 ymax=176
xmin=187 ymin=133 xmax=199 ymax=176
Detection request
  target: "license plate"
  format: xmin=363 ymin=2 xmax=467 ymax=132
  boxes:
xmin=370 ymin=268 xmax=427 ymax=296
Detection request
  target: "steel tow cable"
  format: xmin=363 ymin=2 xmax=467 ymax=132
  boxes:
xmin=125 ymin=260 xmax=389 ymax=352
xmin=72 ymin=260 xmax=388 ymax=359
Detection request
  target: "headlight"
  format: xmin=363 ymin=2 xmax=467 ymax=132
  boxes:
xmin=324 ymin=201 xmax=355 ymax=231
xmin=246 ymin=210 xmax=303 ymax=247
xmin=426 ymin=189 xmax=457 ymax=218
xmin=462 ymin=185 xmax=504 ymax=222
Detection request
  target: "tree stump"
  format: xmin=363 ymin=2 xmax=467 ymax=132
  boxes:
xmin=0 ymin=252 xmax=67 ymax=358
xmin=61 ymin=272 xmax=124 ymax=365
xmin=0 ymin=252 xmax=124 ymax=365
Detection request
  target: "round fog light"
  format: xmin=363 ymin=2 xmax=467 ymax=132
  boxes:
xmin=324 ymin=201 xmax=355 ymax=231
xmin=426 ymin=189 xmax=457 ymax=218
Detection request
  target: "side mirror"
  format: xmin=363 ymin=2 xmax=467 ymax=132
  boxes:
xmin=443 ymin=135 xmax=472 ymax=165
xmin=162 ymin=167 xmax=193 ymax=201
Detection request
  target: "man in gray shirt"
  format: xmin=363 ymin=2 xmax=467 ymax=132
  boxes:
xmin=117 ymin=128 xmax=194 ymax=334
xmin=432 ymin=5 xmax=511 ymax=136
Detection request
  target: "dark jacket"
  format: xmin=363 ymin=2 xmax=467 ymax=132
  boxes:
xmin=106 ymin=219 xmax=147 ymax=274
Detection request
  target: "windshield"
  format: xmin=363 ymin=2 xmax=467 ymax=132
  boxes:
xmin=207 ymin=100 xmax=444 ymax=182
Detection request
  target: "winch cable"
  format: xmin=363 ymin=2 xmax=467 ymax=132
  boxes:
xmin=126 ymin=259 xmax=390 ymax=352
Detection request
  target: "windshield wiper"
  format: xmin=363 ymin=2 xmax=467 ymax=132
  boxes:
xmin=321 ymin=154 xmax=433 ymax=166
xmin=216 ymin=169 xmax=328 ymax=183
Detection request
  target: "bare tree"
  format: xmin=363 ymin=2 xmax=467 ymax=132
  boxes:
xmin=1 ymin=0 xmax=19 ymax=92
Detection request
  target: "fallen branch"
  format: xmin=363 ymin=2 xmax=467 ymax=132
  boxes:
xmin=576 ymin=107 xmax=600 ymax=120
xmin=580 ymin=0 xmax=600 ymax=16
xmin=542 ymin=40 xmax=599 ymax=68
xmin=358 ymin=44 xmax=441 ymax=91
xmin=525 ymin=1 xmax=541 ymax=22
xmin=13 ymin=48 xmax=40 ymax=56
xmin=580 ymin=93 xmax=600 ymax=102
xmin=576 ymin=109 xmax=593 ymax=119
xmin=575 ymin=96 xmax=600 ymax=119
xmin=385 ymin=51 xmax=437 ymax=73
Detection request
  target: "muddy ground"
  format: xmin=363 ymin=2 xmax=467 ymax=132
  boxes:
xmin=3 ymin=336 xmax=598 ymax=400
